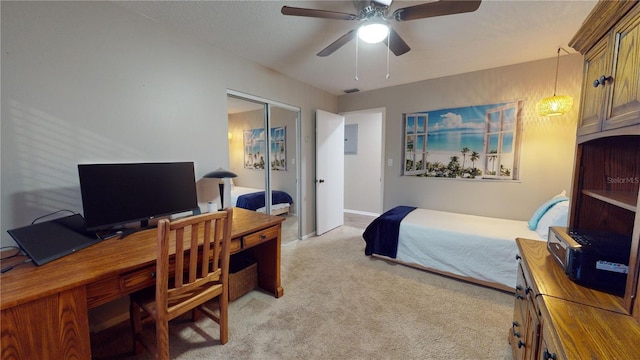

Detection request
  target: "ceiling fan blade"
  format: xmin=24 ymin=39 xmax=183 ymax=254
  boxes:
xmin=281 ymin=6 xmax=357 ymax=20
xmin=385 ymin=28 xmax=411 ymax=56
xmin=317 ymin=29 xmax=357 ymax=57
xmin=392 ymin=0 xmax=481 ymax=21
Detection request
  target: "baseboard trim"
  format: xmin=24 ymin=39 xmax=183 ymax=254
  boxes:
xmin=344 ymin=209 xmax=380 ymax=217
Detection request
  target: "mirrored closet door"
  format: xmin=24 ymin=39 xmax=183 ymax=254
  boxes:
xmin=226 ymin=92 xmax=300 ymax=244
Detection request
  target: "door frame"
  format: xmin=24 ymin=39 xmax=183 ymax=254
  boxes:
xmin=226 ymin=89 xmax=302 ymax=240
xmin=341 ymin=107 xmax=385 ymax=216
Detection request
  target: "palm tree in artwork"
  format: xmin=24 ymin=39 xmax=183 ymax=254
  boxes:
xmin=461 ymin=147 xmax=470 ymax=169
xmin=448 ymin=155 xmax=461 ymax=176
xmin=470 ymin=151 xmax=479 ymax=168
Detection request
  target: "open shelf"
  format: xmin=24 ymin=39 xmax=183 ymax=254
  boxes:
xmin=582 ymin=190 xmax=638 ymax=212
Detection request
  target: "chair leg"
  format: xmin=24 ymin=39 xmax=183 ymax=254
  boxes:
xmin=219 ymin=292 xmax=229 ymax=344
xmin=130 ymin=300 xmax=144 ymax=355
xmin=191 ymin=307 xmax=201 ymax=322
xmin=156 ymin=318 xmax=170 ymax=360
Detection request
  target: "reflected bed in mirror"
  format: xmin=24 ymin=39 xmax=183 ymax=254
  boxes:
xmin=231 ymin=186 xmax=293 ymax=216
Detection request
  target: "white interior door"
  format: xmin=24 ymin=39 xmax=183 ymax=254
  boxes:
xmin=316 ymin=109 xmax=344 ymax=235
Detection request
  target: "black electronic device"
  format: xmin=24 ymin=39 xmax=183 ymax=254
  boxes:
xmin=78 ymin=162 xmax=199 ymax=232
xmin=547 ymin=226 xmax=632 ymax=296
xmin=7 ymin=214 xmax=101 ymax=266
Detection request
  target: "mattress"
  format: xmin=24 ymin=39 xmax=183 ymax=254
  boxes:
xmin=394 ymin=208 xmax=544 ymax=290
xmin=231 ymin=186 xmax=291 ymax=214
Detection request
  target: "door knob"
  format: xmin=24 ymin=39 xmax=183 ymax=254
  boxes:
xmin=317 ymin=179 xmax=325 ymax=183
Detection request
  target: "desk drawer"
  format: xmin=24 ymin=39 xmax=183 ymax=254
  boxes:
xmin=120 ymin=266 xmax=156 ymax=294
xmin=243 ymin=225 xmax=279 ymax=248
xmin=87 ymin=275 xmax=121 ymax=309
xmin=230 ymin=238 xmax=241 ymax=253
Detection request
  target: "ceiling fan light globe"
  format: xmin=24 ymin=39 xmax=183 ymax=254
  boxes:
xmin=373 ymin=0 xmax=393 ymax=6
xmin=358 ymin=23 xmax=389 ymax=44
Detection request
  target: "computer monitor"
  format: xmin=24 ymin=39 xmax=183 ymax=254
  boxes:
xmin=78 ymin=162 xmax=199 ymax=232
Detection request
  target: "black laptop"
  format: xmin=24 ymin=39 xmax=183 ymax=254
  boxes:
xmin=7 ymin=214 xmax=101 ymax=266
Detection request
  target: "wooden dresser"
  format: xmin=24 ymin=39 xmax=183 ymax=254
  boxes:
xmin=511 ymin=239 xmax=640 ymax=360
xmin=509 ymin=1 xmax=640 ymax=359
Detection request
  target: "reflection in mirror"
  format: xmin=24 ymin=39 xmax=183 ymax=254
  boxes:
xmin=227 ymin=95 xmax=299 ymax=245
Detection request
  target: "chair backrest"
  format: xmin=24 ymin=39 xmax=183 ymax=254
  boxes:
xmin=155 ymin=208 xmax=233 ymax=314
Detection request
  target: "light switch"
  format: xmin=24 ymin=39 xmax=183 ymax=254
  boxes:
xmin=387 ymin=159 xmax=393 ymax=167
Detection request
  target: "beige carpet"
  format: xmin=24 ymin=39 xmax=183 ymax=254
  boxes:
xmin=92 ymin=225 xmax=515 ymax=359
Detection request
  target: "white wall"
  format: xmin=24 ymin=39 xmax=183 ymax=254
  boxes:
xmin=338 ymin=55 xmax=583 ymax=220
xmin=344 ymin=111 xmax=383 ymax=215
xmin=1 ymin=1 xmax=336 ymax=246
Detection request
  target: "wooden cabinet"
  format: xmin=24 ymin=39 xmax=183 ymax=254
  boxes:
xmin=511 ymin=239 xmax=640 ymax=360
xmin=537 ymin=324 xmax=559 ymax=360
xmin=569 ymin=0 xmax=640 ymax=320
xmin=508 ymin=6 xmax=640 ymax=360
xmin=510 ymin=258 xmax=564 ymax=360
xmin=1 ymin=287 xmax=92 ymax=360
xmin=569 ymin=136 xmax=640 ymax=314
xmin=572 ymin=2 xmax=640 ymax=139
xmin=577 ymin=38 xmax=609 ymax=135
xmin=606 ymin=7 xmax=640 ymax=130
xmin=510 ymin=262 xmax=533 ymax=360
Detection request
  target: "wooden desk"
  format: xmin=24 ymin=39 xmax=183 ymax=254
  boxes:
xmin=1 ymin=208 xmax=284 ymax=360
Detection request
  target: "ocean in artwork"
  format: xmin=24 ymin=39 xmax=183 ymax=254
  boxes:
xmin=427 ymin=130 xmax=514 ymax=152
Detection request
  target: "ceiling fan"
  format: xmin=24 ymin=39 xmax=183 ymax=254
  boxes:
xmin=281 ymin=0 xmax=482 ymax=57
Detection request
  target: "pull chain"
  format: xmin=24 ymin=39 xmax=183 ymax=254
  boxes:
xmin=386 ymin=33 xmax=390 ymax=79
xmin=355 ymin=36 xmax=359 ymax=81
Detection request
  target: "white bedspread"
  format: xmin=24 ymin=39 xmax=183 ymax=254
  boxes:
xmin=395 ymin=208 xmax=544 ymax=289
xmin=231 ymin=186 xmax=290 ymax=214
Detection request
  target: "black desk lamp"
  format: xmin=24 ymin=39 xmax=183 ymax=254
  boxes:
xmin=203 ymin=168 xmax=238 ymax=210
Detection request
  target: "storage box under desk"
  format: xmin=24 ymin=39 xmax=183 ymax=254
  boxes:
xmin=229 ymin=256 xmax=258 ymax=301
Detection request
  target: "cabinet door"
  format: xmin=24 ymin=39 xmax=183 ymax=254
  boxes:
xmin=577 ymin=38 xmax=610 ymax=136
xmin=1 ymin=287 xmax=91 ymax=359
xmin=604 ymin=6 xmax=640 ymax=131
xmin=538 ymin=320 xmax=561 ymax=360
xmin=524 ymin=302 xmax=540 ymax=360
xmin=511 ymin=264 xmax=529 ymax=360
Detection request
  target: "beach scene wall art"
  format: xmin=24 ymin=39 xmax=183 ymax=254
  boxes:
xmin=244 ymin=126 xmax=286 ymax=171
xmin=403 ymin=100 xmax=523 ymax=180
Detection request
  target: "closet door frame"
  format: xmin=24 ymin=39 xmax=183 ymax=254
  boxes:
xmin=227 ymin=89 xmax=301 ymax=240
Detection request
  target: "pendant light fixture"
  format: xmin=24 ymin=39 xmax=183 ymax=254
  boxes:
xmin=536 ymin=47 xmax=574 ymax=117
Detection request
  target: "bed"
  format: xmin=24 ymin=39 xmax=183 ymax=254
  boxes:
xmin=231 ymin=186 xmax=293 ymax=216
xmin=363 ymin=195 xmax=569 ymax=292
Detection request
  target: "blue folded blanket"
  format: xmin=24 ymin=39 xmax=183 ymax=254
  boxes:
xmin=363 ymin=206 xmax=417 ymax=258
xmin=236 ymin=190 xmax=293 ymax=211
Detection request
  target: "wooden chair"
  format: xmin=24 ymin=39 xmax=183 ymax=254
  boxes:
xmin=130 ymin=208 xmax=233 ymax=359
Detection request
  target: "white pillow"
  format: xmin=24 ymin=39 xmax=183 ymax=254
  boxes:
xmin=535 ymin=200 xmax=569 ymax=239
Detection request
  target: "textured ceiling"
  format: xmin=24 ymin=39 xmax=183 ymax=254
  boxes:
xmin=116 ymin=0 xmax=598 ymax=96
